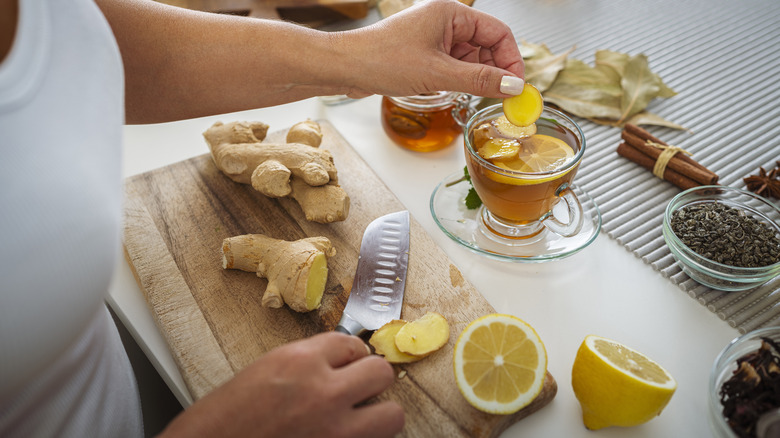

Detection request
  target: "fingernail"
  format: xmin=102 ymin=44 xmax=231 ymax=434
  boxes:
xmin=500 ymin=76 xmax=525 ymax=95
xmin=364 ymin=343 xmax=372 ymax=355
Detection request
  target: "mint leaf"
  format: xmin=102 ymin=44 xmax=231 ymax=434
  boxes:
xmin=462 ymin=166 xmax=482 ymax=209
xmin=465 ymin=188 xmax=482 ymax=209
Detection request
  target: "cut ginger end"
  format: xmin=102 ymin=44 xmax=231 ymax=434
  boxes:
xmin=304 ymin=252 xmax=328 ymax=311
xmin=369 ymin=320 xmax=424 ymax=364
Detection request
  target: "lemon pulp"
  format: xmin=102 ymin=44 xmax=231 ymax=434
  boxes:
xmin=571 ymin=335 xmax=677 ymax=430
xmin=453 ymin=314 xmax=547 ymax=414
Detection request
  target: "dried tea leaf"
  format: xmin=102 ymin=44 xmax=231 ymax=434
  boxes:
xmin=619 ymin=54 xmax=665 ymax=124
xmin=522 ymin=45 xmax=575 ymax=92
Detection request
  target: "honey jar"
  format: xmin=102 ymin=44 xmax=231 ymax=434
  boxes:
xmin=381 ymin=92 xmax=466 ymax=152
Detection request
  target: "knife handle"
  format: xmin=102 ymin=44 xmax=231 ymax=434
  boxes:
xmin=335 ymin=314 xmax=366 ymax=337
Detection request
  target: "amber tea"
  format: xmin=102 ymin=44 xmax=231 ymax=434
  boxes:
xmin=381 ymin=93 xmax=462 ymax=152
xmin=464 ymin=105 xmax=585 ymax=239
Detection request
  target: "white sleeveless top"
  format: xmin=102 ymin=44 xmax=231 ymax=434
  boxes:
xmin=0 ymin=0 xmax=143 ymax=436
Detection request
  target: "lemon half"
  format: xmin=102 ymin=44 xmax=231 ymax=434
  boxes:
xmin=571 ymin=335 xmax=677 ymax=430
xmin=453 ymin=314 xmax=547 ymax=415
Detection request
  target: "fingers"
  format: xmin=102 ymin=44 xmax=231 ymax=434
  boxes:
xmin=343 ymin=401 xmax=405 ymax=438
xmin=308 ymin=332 xmax=371 ymax=368
xmin=335 ymin=354 xmax=396 ymax=404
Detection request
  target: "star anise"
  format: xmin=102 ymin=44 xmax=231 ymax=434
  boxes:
xmin=744 ymin=161 xmax=780 ymax=199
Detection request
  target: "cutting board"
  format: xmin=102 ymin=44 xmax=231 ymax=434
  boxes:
xmin=123 ymin=120 xmax=556 ymax=437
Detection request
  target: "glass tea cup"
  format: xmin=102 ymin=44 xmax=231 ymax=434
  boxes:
xmin=464 ymin=105 xmax=586 ymax=241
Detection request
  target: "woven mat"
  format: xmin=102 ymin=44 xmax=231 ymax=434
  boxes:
xmin=476 ymin=0 xmax=780 ymax=333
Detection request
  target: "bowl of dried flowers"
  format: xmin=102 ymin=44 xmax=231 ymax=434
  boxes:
xmin=663 ymin=186 xmax=780 ymax=291
xmin=709 ymin=327 xmax=780 ymax=438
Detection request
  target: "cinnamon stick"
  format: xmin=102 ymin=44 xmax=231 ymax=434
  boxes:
xmin=617 ymin=142 xmax=701 ymax=190
xmin=623 ymin=124 xmax=718 ymax=184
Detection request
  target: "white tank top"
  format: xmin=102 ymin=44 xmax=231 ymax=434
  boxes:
xmin=0 ymin=0 xmax=143 ymax=435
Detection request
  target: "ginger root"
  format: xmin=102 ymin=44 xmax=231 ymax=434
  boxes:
xmin=204 ymin=120 xmax=349 ymax=223
xmin=369 ymin=312 xmax=450 ymax=363
xmin=222 ymin=234 xmax=336 ymax=312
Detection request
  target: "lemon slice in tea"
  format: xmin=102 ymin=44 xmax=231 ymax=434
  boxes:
xmin=571 ymin=335 xmax=677 ymax=430
xmin=453 ymin=314 xmax=547 ymax=414
xmin=494 ymin=134 xmax=575 ymax=173
xmin=502 ymin=83 xmax=544 ymax=127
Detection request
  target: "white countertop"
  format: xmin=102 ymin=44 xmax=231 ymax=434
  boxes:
xmin=109 ymin=94 xmax=741 ymax=437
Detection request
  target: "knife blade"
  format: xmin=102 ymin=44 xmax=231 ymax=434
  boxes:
xmin=335 ymin=210 xmax=410 ymax=336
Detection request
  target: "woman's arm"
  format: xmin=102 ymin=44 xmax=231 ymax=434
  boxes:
xmin=97 ymin=0 xmax=523 ymax=125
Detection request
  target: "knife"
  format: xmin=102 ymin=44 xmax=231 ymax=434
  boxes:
xmin=335 ymin=210 xmax=410 ymax=336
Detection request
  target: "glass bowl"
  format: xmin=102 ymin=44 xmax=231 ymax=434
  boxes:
xmin=709 ymin=327 xmax=780 ymax=437
xmin=662 ymin=186 xmax=780 ymax=291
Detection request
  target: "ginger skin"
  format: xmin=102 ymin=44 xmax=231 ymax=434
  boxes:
xmin=222 ymin=234 xmax=336 ymax=312
xmin=204 ymin=120 xmax=350 ymax=223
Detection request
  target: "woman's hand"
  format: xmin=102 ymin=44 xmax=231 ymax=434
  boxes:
xmin=333 ymin=0 xmax=525 ymax=99
xmin=159 ymin=332 xmax=403 ymax=438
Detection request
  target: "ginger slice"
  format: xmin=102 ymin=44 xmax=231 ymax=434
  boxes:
xmin=394 ymin=312 xmax=450 ymax=357
xmin=369 ymin=320 xmax=424 ymax=364
xmin=502 ymin=83 xmax=544 ymax=127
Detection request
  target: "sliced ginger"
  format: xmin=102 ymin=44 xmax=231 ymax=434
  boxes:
xmin=370 ymin=312 xmax=450 ymax=363
xmin=478 ymin=138 xmax=521 ymax=161
xmin=502 ymin=83 xmax=544 ymax=127
xmin=395 ymin=312 xmax=450 ymax=356
xmin=369 ymin=320 xmax=424 ymax=364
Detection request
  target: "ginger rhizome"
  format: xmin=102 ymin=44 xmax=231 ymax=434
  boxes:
xmin=222 ymin=234 xmax=336 ymax=312
xmin=369 ymin=312 xmax=450 ymax=364
xmin=204 ymin=120 xmax=349 ymax=223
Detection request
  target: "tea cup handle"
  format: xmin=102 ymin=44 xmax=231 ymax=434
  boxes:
xmin=542 ymin=183 xmax=584 ymax=237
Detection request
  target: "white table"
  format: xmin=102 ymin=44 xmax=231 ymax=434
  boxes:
xmin=109 ymin=94 xmax=740 ymax=437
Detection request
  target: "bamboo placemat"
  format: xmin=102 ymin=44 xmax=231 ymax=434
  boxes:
xmin=476 ymin=0 xmax=780 ymax=333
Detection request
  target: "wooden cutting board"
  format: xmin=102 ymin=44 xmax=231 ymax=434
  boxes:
xmin=123 ymin=120 xmax=556 ymax=437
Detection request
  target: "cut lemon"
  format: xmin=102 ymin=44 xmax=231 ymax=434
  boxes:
xmin=453 ymin=314 xmax=547 ymax=415
xmin=502 ymin=83 xmax=544 ymax=127
xmin=571 ymin=335 xmax=677 ymax=430
xmin=495 ymin=134 xmax=575 ymax=174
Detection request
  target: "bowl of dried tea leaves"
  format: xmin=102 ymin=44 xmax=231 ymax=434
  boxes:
xmin=663 ymin=186 xmax=780 ymax=291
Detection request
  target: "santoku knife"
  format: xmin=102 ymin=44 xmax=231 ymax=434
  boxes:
xmin=335 ymin=210 xmax=410 ymax=336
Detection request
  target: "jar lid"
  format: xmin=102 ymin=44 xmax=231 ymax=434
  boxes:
xmin=389 ymin=91 xmax=462 ymax=111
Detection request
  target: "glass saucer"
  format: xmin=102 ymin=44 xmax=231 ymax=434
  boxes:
xmin=430 ymin=171 xmax=602 ymax=262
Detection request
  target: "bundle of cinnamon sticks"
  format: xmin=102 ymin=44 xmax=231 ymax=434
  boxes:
xmin=617 ymin=124 xmax=718 ymax=190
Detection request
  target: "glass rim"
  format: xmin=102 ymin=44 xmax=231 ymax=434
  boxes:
xmin=388 ymin=91 xmax=463 ymax=110
xmin=464 ymin=105 xmax=586 ymax=178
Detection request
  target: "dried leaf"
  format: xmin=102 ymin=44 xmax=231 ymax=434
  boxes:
xmin=519 ymin=41 xmax=554 ymax=59
xmin=618 ymin=54 xmax=662 ymax=123
xmin=521 ymin=44 xmax=575 ymax=92
xmin=624 ymin=111 xmax=686 ymax=130
xmin=596 ymin=50 xmax=677 ymax=98
xmin=543 ymin=59 xmax=623 ymax=119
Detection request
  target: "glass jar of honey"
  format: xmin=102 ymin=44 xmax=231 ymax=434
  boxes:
xmin=381 ymin=92 xmax=466 ymax=152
